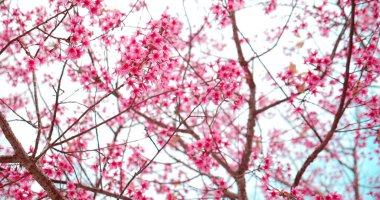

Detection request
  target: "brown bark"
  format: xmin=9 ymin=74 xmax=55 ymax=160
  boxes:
xmin=292 ymin=0 xmax=356 ymax=188
xmin=0 ymin=112 xmax=64 ymax=199
xmin=230 ymin=11 xmax=256 ymax=200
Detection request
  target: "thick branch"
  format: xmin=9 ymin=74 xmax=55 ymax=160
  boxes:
xmin=0 ymin=155 xmax=19 ymax=163
xmin=51 ymin=180 xmax=131 ymax=200
xmin=292 ymin=0 xmax=355 ymax=188
xmin=0 ymin=112 xmax=64 ymax=199
xmin=230 ymin=10 xmax=256 ymax=200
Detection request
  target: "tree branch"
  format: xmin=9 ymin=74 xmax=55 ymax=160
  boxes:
xmin=0 ymin=4 xmax=74 ymax=56
xmin=292 ymin=0 xmax=356 ymax=188
xmin=0 ymin=112 xmax=64 ymax=199
xmin=230 ymin=10 xmax=256 ymax=200
xmin=51 ymin=179 xmax=132 ymax=200
xmin=0 ymin=155 xmax=19 ymax=163
xmin=256 ymin=91 xmax=305 ymax=115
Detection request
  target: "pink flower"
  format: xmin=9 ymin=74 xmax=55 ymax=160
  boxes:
xmin=149 ymin=50 xmax=162 ymax=62
xmin=66 ymin=46 xmax=83 ymax=59
xmin=26 ymin=58 xmax=39 ymax=71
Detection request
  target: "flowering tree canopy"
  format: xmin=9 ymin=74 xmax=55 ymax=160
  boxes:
xmin=0 ymin=0 xmax=379 ymax=199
